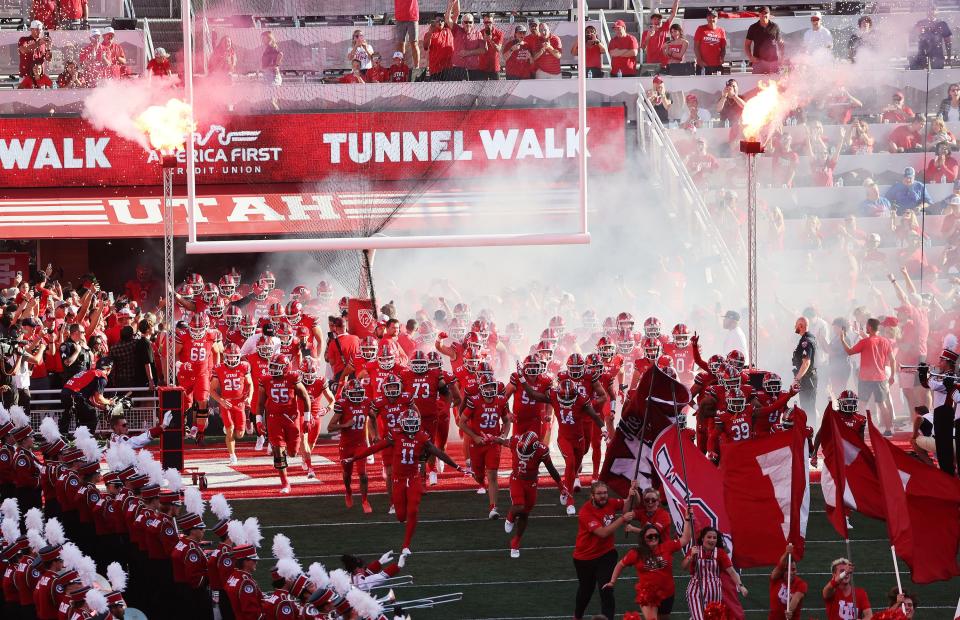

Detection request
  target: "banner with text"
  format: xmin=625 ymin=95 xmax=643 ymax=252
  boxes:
xmin=0 ymin=107 xmax=625 ymax=189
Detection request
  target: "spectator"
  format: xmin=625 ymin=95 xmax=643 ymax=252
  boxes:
xmin=532 ymin=22 xmax=562 ymax=79
xmin=339 ymin=59 xmax=365 ymax=83
xmin=933 ymin=179 xmax=960 ymax=215
xmin=146 ymin=48 xmax=172 ymax=78
xmin=722 ymin=310 xmax=748 ymax=360
xmin=716 ymin=78 xmax=745 ymax=126
xmin=608 ymin=19 xmax=639 ymax=77
xmin=744 ymin=7 xmax=784 ymax=74
xmin=647 ymin=75 xmax=671 ymax=124
xmin=802 ymin=12 xmax=833 ymax=56
xmin=108 ymin=326 xmax=137 ymax=388
xmin=938 ymin=82 xmax=960 ymax=122
xmin=325 ymin=315 xmax=359 ymax=390
xmin=2 ymin=321 xmax=45 ymax=412
xmin=878 ymin=588 xmax=916 ymax=619
xmin=839 ymin=317 xmax=896 ymax=435
xmin=18 ymin=20 xmax=50 ymax=78
xmin=394 ymin=0 xmax=420 ymax=73
xmin=810 ymin=130 xmax=844 ymax=187
xmin=209 ymin=35 xmax=238 ymax=77
xmin=826 ymin=317 xmax=854 ymax=394
xmin=347 ymin=29 xmax=375 ymax=73
xmin=504 ymin=24 xmax=534 ymax=79
xmin=685 ymin=138 xmax=720 ymax=186
xmin=881 ymin=91 xmax=915 ymax=124
xmin=422 ymin=12 xmax=454 ymax=81
xmin=56 ymin=60 xmax=81 ymax=88
xmin=860 ymin=180 xmax=892 ymax=217
xmin=770 ymin=131 xmax=799 ymax=187
xmin=31 ymin=0 xmax=57 ymax=30
xmin=365 ymin=52 xmax=390 ymax=82
xmin=927 ymin=116 xmax=956 ymax=148
xmin=926 ymin=141 xmax=959 ymax=183
xmin=133 ymin=319 xmax=155 ymax=389
xmin=885 ymin=167 xmax=932 ymax=215
xmin=770 ymin=545 xmax=807 ymax=620
xmin=106 ymin=308 xmax=135 ymax=346
xmin=18 ymin=62 xmax=52 ymax=89
xmin=446 ymin=0 xmax=484 ymax=80
xmin=822 ymin=558 xmax=871 ymax=619
xmin=824 ymin=85 xmax=862 ymax=125
xmin=791 ymin=316 xmax=818 ymax=422
xmin=629 ymin=488 xmax=673 ymax=538
xmin=476 ymin=13 xmax=504 ymax=81
xmin=60 ymin=323 xmax=92 ymax=382
xmin=640 ymin=0 xmax=679 ymax=66
xmin=571 ymin=24 xmax=605 ymax=78
xmin=694 ymin=10 xmax=726 ymax=75
xmin=662 ymin=23 xmax=689 ymax=71
xmin=848 ymin=15 xmax=876 ymax=62
xmin=803 ymin=120 xmax=831 ymax=159
xmin=679 ymin=94 xmax=711 ymax=128
xmin=398 ymin=319 xmax=417 ymax=358
xmin=887 ymin=115 xmax=925 ymax=153
xmin=260 ymin=30 xmax=283 ymax=86
xmin=889 ymin=270 xmax=931 ymax=417
xmin=387 ymin=51 xmax=412 ymax=82
xmin=911 ymin=6 xmax=951 ymax=70
xmin=682 ymin=527 xmax=746 ymax=618
xmin=78 ymin=29 xmax=106 ymax=86
xmin=846 ymin=119 xmax=874 ymax=154
xmin=101 ymin=28 xmax=128 ymax=79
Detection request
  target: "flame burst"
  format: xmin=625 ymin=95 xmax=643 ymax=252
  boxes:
xmin=741 ymin=81 xmax=782 ymax=142
xmin=134 ymin=98 xmax=196 ymax=152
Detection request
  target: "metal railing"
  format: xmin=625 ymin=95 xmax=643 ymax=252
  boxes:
xmin=27 ymin=386 xmax=159 ymax=436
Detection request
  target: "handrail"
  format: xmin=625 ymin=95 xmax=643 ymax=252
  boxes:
xmin=28 ymin=386 xmax=160 ymax=436
xmin=124 ymin=0 xmax=135 ymax=19
xmin=596 ymin=7 xmax=613 ymax=68
xmin=635 ymin=86 xmax=741 ymax=285
xmin=142 ymin=18 xmax=154 ymax=58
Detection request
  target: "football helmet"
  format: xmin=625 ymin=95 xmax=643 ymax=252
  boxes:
xmin=720 ymin=364 xmax=741 ymax=389
xmin=656 ymin=354 xmax=674 ymax=370
xmin=671 ymin=323 xmax=690 ymax=348
xmin=337 ymin=296 xmax=350 ymax=316
xmin=377 ymin=344 xmax=396 ymax=371
xmin=708 ymin=354 xmax=725 ymax=376
xmin=239 ymin=314 xmax=257 ymax=338
xmin=838 ymin=390 xmax=858 ymax=414
xmin=135 ymin=264 xmax=151 ymax=281
xmin=227 ymin=267 xmax=242 ymax=285
xmin=566 ymin=353 xmax=585 ymax=379
xmin=549 ymin=315 xmax=566 ymax=337
xmin=727 ymin=350 xmax=746 ymax=372
xmin=763 ymin=372 xmax=782 ymax=394
xmin=479 ymin=375 xmax=499 ymax=399
xmin=187 ymin=272 xmax=204 ymax=288
xmin=267 ymin=303 xmax=285 ymax=326
xmin=276 ymin=322 xmax=294 ymax=346
xmin=225 ymin=305 xmax=242 ymax=329
xmin=504 ymin=322 xmax=524 ymax=343
xmin=726 ymin=388 xmax=746 ymax=413
xmin=516 ymin=431 xmax=540 ymax=458
xmin=399 ymin=411 xmax=420 ymax=434
xmin=415 ymin=320 xmax=435 ymax=344
xmin=585 ymin=353 xmax=604 ymax=379
xmin=316 ymin=281 xmax=334 ymax=304
xmin=268 ymin=353 xmax=290 ymax=377
xmin=448 ymin=318 xmax=467 ymax=342
xmin=218 ymin=274 xmax=237 ymax=297
xmin=345 ymin=379 xmax=366 ymax=403
xmin=471 ymin=319 xmax=490 ymax=342
xmin=285 ymin=301 xmax=303 ymax=325
xmin=463 ymin=331 xmax=483 ymax=353
xmin=453 ymin=302 xmax=471 ymax=322
xmin=410 ymin=350 xmax=429 ymax=374
xmin=359 ymin=336 xmax=378 ymax=361
xmin=256 ymin=336 xmax=276 ymax=359
xmin=643 ymin=316 xmax=662 ymax=339
xmin=596 ymin=336 xmax=616 ymax=361
xmin=615 ymin=331 xmax=635 ymax=355
xmin=290 ymin=285 xmax=310 ymax=302
xmin=642 ymin=337 xmax=662 ymax=361
xmin=581 ymin=310 xmax=599 ymax=331
xmin=540 ymin=328 xmax=559 ymax=345
xmin=207 ymin=298 xmax=225 ymax=319
xmin=523 ymin=355 xmax=544 ymax=377
xmin=259 ymin=270 xmax=276 ymax=292
xmin=252 ymin=279 xmax=269 ymax=302
xmin=202 ymin=282 xmax=220 ymax=304
xmin=383 ymin=373 xmax=402 ymax=398
xmin=224 ymin=343 xmax=241 ymax=368
xmin=602 ymin=316 xmax=617 ymax=337
xmin=189 ymin=313 xmax=208 ymax=340
xmin=476 ymin=360 xmax=494 ymax=378
xmin=556 ymin=379 xmax=579 ymax=407
xmin=616 ymin=311 xmax=635 ymax=333
xmin=426 ymin=350 xmax=442 ymax=370
xmin=300 ymin=357 xmax=320 ymax=385
xmin=536 ymin=339 xmax=555 ymax=361
xmin=177 ymin=282 xmax=196 ymax=300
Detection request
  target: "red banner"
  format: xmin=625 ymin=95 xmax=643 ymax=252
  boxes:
xmin=347 ymin=298 xmax=377 ymax=339
xmin=0 ymin=253 xmax=30 ymax=288
xmin=0 ymin=107 xmax=625 ymax=188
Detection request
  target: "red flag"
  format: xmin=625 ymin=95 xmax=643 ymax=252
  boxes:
xmin=868 ymin=417 xmax=960 ymax=583
xmin=818 ymin=405 xmax=886 ymax=538
xmin=652 ymin=427 xmax=744 ymax=619
xmin=599 ymin=367 xmax=690 ymax=497
xmin=721 ymin=424 xmax=810 ymax=567
xmin=346 ymin=298 xmax=377 ymax=338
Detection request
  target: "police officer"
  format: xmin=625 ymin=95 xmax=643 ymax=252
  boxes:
xmin=792 ymin=317 xmax=818 ymax=427
xmin=60 ymin=357 xmax=114 ymax=434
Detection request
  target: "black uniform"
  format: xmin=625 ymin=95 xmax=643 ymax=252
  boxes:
xmin=792 ymin=331 xmax=818 ymax=426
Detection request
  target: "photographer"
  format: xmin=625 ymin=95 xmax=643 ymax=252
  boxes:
xmin=925 ymin=141 xmax=959 ymax=183
xmin=60 ymin=357 xmax=115 ymax=434
xmin=3 ymin=319 xmax=48 ymax=412
xmin=504 ymin=24 xmax=534 ymax=80
xmin=571 ymin=25 xmax=606 ymax=78
xmin=476 ymin=13 xmax=503 ymax=81
xmin=60 ymin=323 xmax=93 ymax=383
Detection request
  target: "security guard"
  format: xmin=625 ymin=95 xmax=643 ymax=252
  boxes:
xmin=792 ymin=317 xmax=818 ymax=426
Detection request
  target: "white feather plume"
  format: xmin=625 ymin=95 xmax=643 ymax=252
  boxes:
xmin=27 ymin=529 xmax=44 ymax=552
xmin=944 ymin=333 xmax=958 ymax=352
xmin=308 ymin=562 xmax=330 ymax=590
xmin=242 ymin=517 xmax=262 ymax=548
xmin=24 ymin=508 xmax=43 ymax=536
xmin=183 ymin=486 xmax=203 ymax=517
xmin=106 ymin=562 xmax=127 ymax=592
xmin=60 ymin=542 xmax=83 ymax=570
xmin=44 ymin=518 xmax=66 ymax=546
xmin=0 ymin=403 xmax=9 ymax=425
xmin=72 ymin=424 xmax=91 ymax=443
xmin=329 ymin=568 xmax=352 ymax=595
xmin=163 ymin=467 xmax=183 ymax=493
xmin=209 ymin=493 xmax=231 ymax=520
xmin=276 ymin=557 xmax=303 ymax=581
xmin=346 ymin=588 xmax=384 ymax=619
xmin=75 ymin=434 xmax=101 ymax=465
xmin=105 ymin=443 xmax=122 ymax=472
xmin=1 ymin=518 xmax=20 ymax=544
xmin=0 ymin=497 xmax=19 ymax=521
xmin=85 ymin=589 xmax=108 ymax=614
xmin=39 ymin=417 xmax=61 ymax=444
xmin=76 ymin=554 xmax=97 ymax=586
xmin=117 ymin=443 xmax=137 ymax=468
xmin=272 ymin=533 xmax=294 ymax=561
xmin=9 ymin=405 xmax=29 ymax=429
xmin=226 ymin=520 xmax=247 ymax=546
xmin=138 ymin=452 xmax=164 ymax=486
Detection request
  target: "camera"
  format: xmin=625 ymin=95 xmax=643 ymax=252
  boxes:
xmin=0 ymin=336 xmax=26 ymax=357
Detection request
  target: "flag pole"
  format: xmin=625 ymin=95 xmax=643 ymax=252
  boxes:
xmin=671 ymin=379 xmax=692 ymax=508
xmin=891 ymin=545 xmax=906 ymax=614
xmin=844 ymin=538 xmax=857 ymax=595
xmin=631 ymin=367 xmax=659 ymax=485
xmin=786 ymin=552 xmax=792 ymax=615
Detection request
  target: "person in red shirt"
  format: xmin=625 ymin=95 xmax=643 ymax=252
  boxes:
xmin=401 ymin=350 xmax=451 ymax=485
xmin=458 ymin=374 xmax=511 ymax=518
xmin=60 ymin=0 xmax=88 ymax=23
xmin=18 ymin=21 xmax=49 ymax=78
xmin=387 ymin=51 xmax=412 ymax=82
xmin=298 ymin=356 xmax=334 ymax=478
xmin=605 ymin=513 xmax=693 ymax=620
xmin=345 ymin=411 xmax=464 ymax=554
xmin=881 ymin=91 xmax=915 ymax=123
xmin=572 ymin=481 xmax=637 ymax=620
xmin=19 ymin=62 xmax=53 ymax=89
xmin=394 ymin=0 xmax=421 ymax=72
xmin=210 ymin=343 xmax=253 ymax=465
xmin=146 ymin=48 xmax=172 ymax=78
xmin=684 ymin=138 xmax=720 ymax=186
xmin=607 ymin=20 xmax=638 ymax=76
xmin=31 ymin=0 xmax=57 ymax=30
xmin=101 ymin=28 xmax=128 ymax=79
xmin=422 ymin=12 xmax=454 ymax=80
xmin=504 ymin=24 xmax=534 ymax=79
xmin=327 ymin=379 xmax=373 ymax=513
xmin=475 ymin=13 xmax=504 ymax=80
xmin=176 ymin=313 xmax=224 ymax=445
xmin=365 ymin=53 xmax=390 ymax=82
xmin=532 ymin=22 xmax=562 ymax=79
xmin=640 ymin=0 xmax=679 ymax=66
xmin=769 ymin=544 xmax=807 ymax=620
xmin=888 ymin=115 xmax=925 ymax=153
xmin=628 ymin=488 xmax=673 ymax=540
xmin=694 ymin=10 xmax=727 ymax=74
xmin=339 ymin=59 xmax=366 ymax=83
xmin=926 ymin=140 xmax=959 ymax=182
xmin=571 ymin=24 xmax=606 ymax=77
xmin=822 ymin=558 xmax=872 ymax=620
xmin=56 ymin=60 xmax=82 ymax=88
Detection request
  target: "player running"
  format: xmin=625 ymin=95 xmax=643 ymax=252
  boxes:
xmin=210 ymin=343 xmax=253 ymax=465
xmin=327 ymin=379 xmax=373 ymax=513
xmin=458 ymin=373 xmax=512 ymax=519
xmin=257 ymin=353 xmax=311 ymax=494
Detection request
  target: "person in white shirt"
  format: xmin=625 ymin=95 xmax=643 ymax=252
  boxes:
xmin=802 ymin=12 xmax=833 ymax=56
xmin=721 ymin=310 xmax=748 ymax=363
xmin=680 ymin=93 xmax=712 ymax=127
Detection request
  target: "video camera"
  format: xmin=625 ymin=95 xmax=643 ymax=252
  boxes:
xmin=0 ymin=335 xmax=27 ymax=358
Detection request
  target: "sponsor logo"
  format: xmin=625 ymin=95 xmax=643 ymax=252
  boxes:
xmin=146 ymin=124 xmax=281 ymax=174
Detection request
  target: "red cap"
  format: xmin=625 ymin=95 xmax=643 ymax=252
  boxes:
xmin=880 ymin=316 xmax=899 ymax=328
xmin=213 ymin=519 xmax=230 ymax=539
xmin=41 ymin=438 xmax=66 ymax=459
xmin=117 ymin=465 xmax=137 ymax=481
xmin=652 ymin=75 xmax=663 ymax=84
xmin=38 ymin=544 xmax=63 ymax=564
xmin=11 ymin=425 xmax=32 ymax=442
xmin=0 ymin=421 xmax=13 ymax=439
xmin=941 ymin=348 xmax=959 ymax=363
xmin=105 ymin=590 xmax=126 ymax=607
xmin=77 ymin=460 xmax=100 ymax=477
xmin=231 ymin=545 xmax=259 ymax=561
xmin=126 ymin=474 xmax=149 ymax=490
xmin=159 ymin=490 xmax=182 ymax=505
xmin=685 ymin=93 xmax=698 ymax=103
xmin=176 ymin=512 xmax=205 ymax=530
xmin=613 ymin=19 xmax=626 ymax=28
xmin=141 ymin=484 xmax=161 ymax=500
xmin=102 ymin=472 xmax=122 ymax=485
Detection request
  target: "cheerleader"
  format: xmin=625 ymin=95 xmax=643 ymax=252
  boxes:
xmin=681 ymin=527 xmax=747 ymax=620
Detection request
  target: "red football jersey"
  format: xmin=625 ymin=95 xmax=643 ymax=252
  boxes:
xmin=711 ymin=409 xmax=754 ymax=451
xmin=333 ymin=397 xmax=370 ymax=446
xmin=371 ymin=392 xmax=415 ymax=436
xmin=401 ymin=368 xmax=443 ymax=418
xmin=509 ymin=434 xmax=550 ymax=482
xmin=508 ymin=372 xmax=551 ymax=429
xmin=213 ymin=361 xmax=250 ymax=400
xmin=462 ymin=393 xmax=508 ymax=436
xmin=556 ymin=371 xmax=598 ymax=400
xmin=177 ymin=330 xmax=218 ymax=370
xmin=549 ymin=389 xmax=591 ymax=439
xmin=303 ymin=378 xmax=329 ymax=417
xmin=388 ymin=429 xmax=432 ymax=478
xmin=263 ymin=371 xmax=302 ymax=416
xmin=664 ymin=342 xmax=696 ymax=384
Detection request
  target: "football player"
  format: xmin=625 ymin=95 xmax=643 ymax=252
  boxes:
xmin=286 ymin=300 xmax=324 ymax=358
xmin=175 ymin=313 xmax=223 ymax=445
xmin=459 ymin=373 xmax=512 ymax=519
xmin=327 ymin=379 xmax=373 ymax=513
xmin=246 ymin=334 xmax=276 ymax=451
xmin=257 ymin=353 xmax=311 ymax=494
xmin=504 ymin=355 xmax=553 ymax=439
xmin=811 ymin=390 xmax=866 ymax=467
xmin=298 ymin=357 xmax=335 ymax=479
xmin=427 ymin=350 xmax=461 ymax=477
xmin=401 ymin=351 xmax=454 ymax=486
xmin=210 ymin=343 xmax=253 ymax=465
xmin=369 ymin=373 xmax=417 ymax=513
xmin=663 ymin=323 xmax=696 ymax=384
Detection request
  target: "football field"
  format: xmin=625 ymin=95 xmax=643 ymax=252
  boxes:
xmin=230 ymin=483 xmax=960 ymax=619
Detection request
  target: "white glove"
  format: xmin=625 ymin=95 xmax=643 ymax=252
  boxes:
xmin=303 ymin=412 xmax=312 ymax=424
xmin=161 ymin=411 xmax=173 ymax=428
xmin=256 ymin=414 xmax=263 ymax=424
xmin=397 ymin=553 xmax=407 ymax=568
xmin=379 ymin=550 xmax=394 ymax=565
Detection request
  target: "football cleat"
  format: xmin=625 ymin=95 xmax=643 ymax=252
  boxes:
xmin=566 ymin=504 xmax=577 ymax=516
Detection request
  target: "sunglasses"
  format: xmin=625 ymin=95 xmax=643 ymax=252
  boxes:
xmin=645 ymin=534 xmax=660 ymax=540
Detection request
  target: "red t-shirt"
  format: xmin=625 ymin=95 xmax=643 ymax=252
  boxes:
xmin=609 ymin=34 xmax=639 ymax=76
xmin=18 ymin=74 xmax=52 ymax=89
xmin=888 ymin=125 xmax=922 ymax=151
xmin=573 ymin=498 xmax=625 ymax=560
xmin=339 ymin=73 xmax=364 ymax=84
xmin=394 ymin=0 xmax=418 ymax=22
xmin=423 ymin=27 xmax=454 ymax=75
xmin=365 ymin=64 xmax=390 ymax=82
xmin=768 ymin=575 xmax=807 ymax=619
xmin=694 ymin=25 xmax=726 ymax=66
xmin=18 ymin=35 xmax=48 ymax=77
xmin=505 ymin=39 xmax=534 ymax=77
xmin=581 ymin=40 xmax=603 ymax=68
xmin=824 ymin=586 xmax=871 ymax=620
xmin=478 ymin=27 xmax=505 ymax=72
xmin=848 ymin=334 xmax=893 ymax=381
xmin=387 ymin=62 xmax=411 ymax=82
xmin=926 ymin=156 xmax=959 ymax=183
xmin=532 ymin=34 xmax=562 ymax=75
xmin=641 ymin=23 xmax=672 ymax=65
xmin=622 ymin=538 xmax=683 ymax=598
xmin=146 ymin=58 xmax=171 ymax=77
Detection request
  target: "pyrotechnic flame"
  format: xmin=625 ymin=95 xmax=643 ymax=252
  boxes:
xmin=741 ymin=80 xmax=782 ymax=142
xmin=134 ymin=98 xmax=196 ymax=152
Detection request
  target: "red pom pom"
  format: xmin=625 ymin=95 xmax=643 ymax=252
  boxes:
xmin=635 ymin=584 xmax=668 ymax=607
xmin=623 ymin=613 xmax=643 ymax=620
xmin=704 ymin=601 xmax=731 ymax=620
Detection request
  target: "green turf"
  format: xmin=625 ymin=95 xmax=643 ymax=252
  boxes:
xmin=229 ymin=486 xmax=959 ymax=619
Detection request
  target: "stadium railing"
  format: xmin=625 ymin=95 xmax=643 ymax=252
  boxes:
xmin=199 ymin=0 xmax=573 ymax=19
xmin=28 ymin=386 xmax=158 ymax=436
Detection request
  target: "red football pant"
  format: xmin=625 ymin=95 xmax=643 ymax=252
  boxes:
xmin=509 ymin=479 xmax=538 ymax=513
xmin=220 ymin=400 xmax=246 ymax=430
xmin=178 ymin=370 xmax=211 ymax=411
xmin=267 ymin=412 xmax=302 ymax=452
xmin=558 ymin=434 xmax=585 ymax=503
xmin=581 ymin=418 xmax=602 ymax=476
xmin=427 ymin=413 xmax=449 ymax=473
xmin=392 ymin=475 xmax=423 ymax=549
xmin=468 ymin=443 xmax=501 ymax=481
xmin=512 ymin=416 xmax=541 ymax=438
xmin=695 ymin=415 xmax=715 ymax=454
xmin=340 ymin=442 xmax=368 ymax=496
